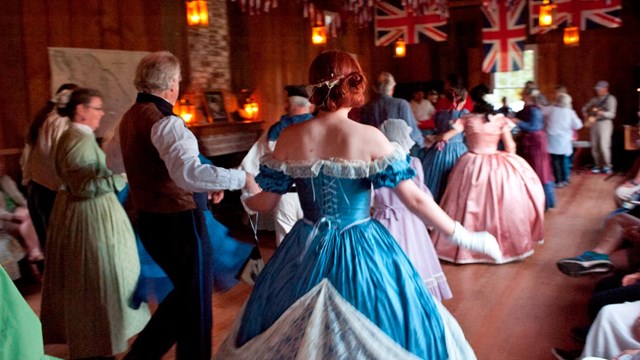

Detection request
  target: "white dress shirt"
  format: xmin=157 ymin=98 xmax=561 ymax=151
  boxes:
xmin=150 ymin=115 xmax=246 ymax=192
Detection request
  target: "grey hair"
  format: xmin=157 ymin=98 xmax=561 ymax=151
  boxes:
xmin=375 ymin=72 xmax=396 ymax=95
xmin=555 ymin=93 xmax=573 ymax=108
xmin=134 ymin=51 xmax=181 ymax=94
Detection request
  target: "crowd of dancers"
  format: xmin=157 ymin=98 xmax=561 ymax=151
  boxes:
xmin=0 ymin=49 xmax=637 ymax=360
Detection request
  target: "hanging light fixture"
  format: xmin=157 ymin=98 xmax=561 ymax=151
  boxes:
xmin=394 ymin=38 xmax=406 ymax=58
xmin=563 ymin=25 xmax=580 ymax=46
xmin=186 ymin=0 xmax=209 ymax=27
xmin=311 ymin=24 xmax=327 ymax=45
xmin=538 ymin=0 xmax=557 ymax=28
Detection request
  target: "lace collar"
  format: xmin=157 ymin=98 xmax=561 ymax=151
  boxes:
xmin=260 ymin=143 xmax=407 ymax=179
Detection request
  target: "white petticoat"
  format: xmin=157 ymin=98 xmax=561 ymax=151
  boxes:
xmin=215 ymin=279 xmax=476 ymax=360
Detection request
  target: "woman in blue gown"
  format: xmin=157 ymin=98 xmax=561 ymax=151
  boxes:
xmin=215 ymin=51 xmax=501 ymax=360
xmin=421 ymin=85 xmax=469 ymax=203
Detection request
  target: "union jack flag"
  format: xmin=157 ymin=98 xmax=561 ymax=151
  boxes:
xmin=529 ymin=0 xmax=622 ymax=35
xmin=374 ymin=0 xmax=448 ymax=46
xmin=481 ymin=0 xmax=526 ymax=73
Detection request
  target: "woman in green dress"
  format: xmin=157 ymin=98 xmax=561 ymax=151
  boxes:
xmin=0 ymin=265 xmax=59 ymax=359
xmin=40 ymin=88 xmax=150 ymax=359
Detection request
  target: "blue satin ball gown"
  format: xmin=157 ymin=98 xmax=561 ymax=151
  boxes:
xmin=215 ymin=144 xmax=475 ymax=360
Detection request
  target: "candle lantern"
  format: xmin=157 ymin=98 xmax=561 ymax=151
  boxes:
xmin=563 ymin=26 xmax=580 ymax=46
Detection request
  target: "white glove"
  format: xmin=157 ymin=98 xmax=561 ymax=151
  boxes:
xmin=240 ymin=191 xmax=257 ymax=216
xmin=448 ymin=221 xmax=502 ymax=261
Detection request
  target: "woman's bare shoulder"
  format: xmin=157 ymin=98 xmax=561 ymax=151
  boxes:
xmin=351 ymin=122 xmax=394 ymax=159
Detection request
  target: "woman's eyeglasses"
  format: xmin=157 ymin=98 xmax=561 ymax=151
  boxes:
xmin=84 ymin=105 xmax=104 ymax=111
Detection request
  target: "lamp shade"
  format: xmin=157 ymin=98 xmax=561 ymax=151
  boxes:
xmin=243 ymin=100 xmax=259 ymax=119
xmin=311 ymin=25 xmax=327 ymax=45
xmin=394 ymin=38 xmax=406 ymax=58
xmin=174 ymin=99 xmax=196 ymax=124
xmin=186 ymin=0 xmax=209 ymax=27
xmin=539 ymin=3 xmax=557 ymax=28
xmin=563 ymin=26 xmax=580 ymax=46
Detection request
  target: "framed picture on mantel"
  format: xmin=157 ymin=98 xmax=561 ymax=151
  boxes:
xmin=204 ymin=90 xmax=229 ymax=122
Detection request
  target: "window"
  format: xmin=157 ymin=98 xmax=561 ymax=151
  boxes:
xmin=488 ymin=47 xmax=536 ymax=113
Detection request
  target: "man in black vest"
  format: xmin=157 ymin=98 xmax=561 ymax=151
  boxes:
xmin=120 ymin=51 xmax=256 ymax=360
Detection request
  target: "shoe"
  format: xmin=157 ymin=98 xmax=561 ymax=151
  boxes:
xmin=570 ymin=326 xmax=589 ymax=343
xmin=552 ymin=348 xmax=582 ymax=360
xmin=556 ymin=182 xmax=567 ymax=188
xmin=591 ymin=166 xmax=602 ymax=174
xmin=556 ymin=251 xmax=612 ymax=277
xmin=602 ymin=166 xmax=613 ymax=174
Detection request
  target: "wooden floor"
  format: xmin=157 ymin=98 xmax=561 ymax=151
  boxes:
xmin=20 ymin=171 xmax=623 ymax=359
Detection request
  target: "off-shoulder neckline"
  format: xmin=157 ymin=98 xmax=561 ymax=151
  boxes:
xmin=259 ymin=143 xmax=408 ymax=179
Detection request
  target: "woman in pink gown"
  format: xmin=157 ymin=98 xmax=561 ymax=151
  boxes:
xmin=432 ymin=92 xmax=545 ymax=264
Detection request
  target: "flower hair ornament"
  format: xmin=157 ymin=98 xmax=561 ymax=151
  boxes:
xmin=306 ymin=73 xmax=345 ymax=101
xmin=52 ymin=89 xmax=74 ymax=109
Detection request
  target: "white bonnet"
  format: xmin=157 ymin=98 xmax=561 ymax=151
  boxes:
xmin=379 ymin=119 xmax=415 ymax=153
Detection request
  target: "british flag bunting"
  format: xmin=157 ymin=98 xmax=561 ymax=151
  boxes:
xmin=374 ymin=0 xmax=448 ymax=46
xmin=529 ymin=0 xmax=622 ymax=35
xmin=482 ymin=0 xmax=527 ymax=73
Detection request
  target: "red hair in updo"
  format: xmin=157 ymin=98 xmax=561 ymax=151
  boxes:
xmin=308 ymin=51 xmax=367 ymax=112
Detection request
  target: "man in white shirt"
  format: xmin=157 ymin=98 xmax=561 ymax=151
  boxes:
xmin=240 ymin=85 xmax=314 ymax=245
xmin=409 ymin=87 xmax=436 ymax=132
xmin=120 ymin=51 xmax=256 ymax=360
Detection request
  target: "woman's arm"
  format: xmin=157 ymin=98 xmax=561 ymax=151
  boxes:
xmin=393 ymin=180 xmax=455 ymax=235
xmin=501 ymin=121 xmax=517 ymax=153
xmin=393 ymin=179 xmax=501 ymax=260
xmin=244 ymin=191 xmax=282 ymax=213
xmin=435 ymin=120 xmax=463 ymax=142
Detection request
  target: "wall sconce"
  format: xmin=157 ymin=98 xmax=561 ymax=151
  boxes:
xmin=563 ymin=26 xmax=580 ymax=46
xmin=538 ymin=0 xmax=557 ymax=28
xmin=238 ymin=89 xmax=259 ymax=120
xmin=243 ymin=98 xmax=259 ymax=120
xmin=186 ymin=0 xmax=209 ymax=27
xmin=311 ymin=25 xmax=327 ymax=45
xmin=174 ymin=98 xmax=196 ymax=124
xmin=394 ymin=38 xmax=406 ymax=58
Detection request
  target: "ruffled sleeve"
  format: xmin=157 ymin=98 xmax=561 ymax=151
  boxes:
xmin=370 ymin=154 xmax=416 ymax=189
xmin=255 ymin=164 xmax=294 ymax=194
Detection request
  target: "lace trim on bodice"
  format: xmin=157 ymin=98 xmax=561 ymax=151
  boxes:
xmin=259 ymin=143 xmax=407 ymax=179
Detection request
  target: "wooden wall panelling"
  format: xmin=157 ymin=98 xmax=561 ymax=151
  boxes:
xmin=343 ymin=22 xmax=375 ymax=81
xmin=229 ymin=1 xmax=315 ymax=128
xmin=47 ymin=0 xmax=72 ymax=47
xmin=101 ymin=0 xmax=123 ymax=49
xmin=0 ymin=0 xmax=29 ymax=179
xmin=22 ymin=0 xmax=51 ymax=127
xmin=120 ymin=0 xmax=152 ymax=51
xmin=160 ymin=0 xmax=189 ymax=75
xmin=535 ymin=42 xmax=558 ymax=102
xmin=69 ymin=0 xmax=102 ymax=48
xmin=466 ymin=47 xmax=490 ymax=91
